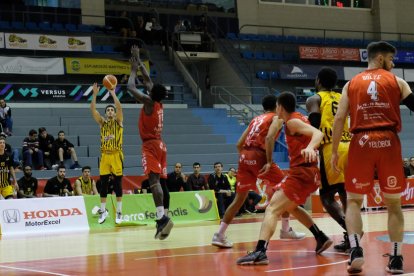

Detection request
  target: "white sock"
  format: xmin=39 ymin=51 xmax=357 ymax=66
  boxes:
xmin=218 ymin=222 xmax=229 ymax=236
xmin=156 ymin=206 xmax=164 ymax=219
xmin=349 ymin=233 xmax=361 ymax=248
xmin=391 ymin=242 xmax=402 ymax=256
xmin=117 ymin=201 xmax=122 ymax=213
xmin=101 ymin=203 xmax=106 ymax=212
xmin=281 ymin=217 xmax=290 ymax=232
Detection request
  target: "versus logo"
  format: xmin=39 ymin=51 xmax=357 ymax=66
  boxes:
xmin=3 ymin=209 xmax=20 ymax=223
xmin=190 ymin=193 xmax=213 ymax=213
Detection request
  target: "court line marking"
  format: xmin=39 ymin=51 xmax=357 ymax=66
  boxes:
xmin=264 ymin=260 xmax=348 ymax=273
xmin=0 ymin=265 xmax=70 ymax=276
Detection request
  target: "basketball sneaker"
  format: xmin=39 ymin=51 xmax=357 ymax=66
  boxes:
xmin=236 ymin=250 xmax=269 ymax=265
xmin=315 ymin=231 xmax=333 ymax=254
xmin=115 ymin=212 xmax=122 ymax=224
xmin=334 ymin=232 xmax=350 ymax=253
xmin=212 ymin=232 xmax=233 ymax=248
xmin=385 ymin=254 xmax=403 ymax=274
xmin=347 ymin=247 xmax=364 ymax=274
xmin=155 ymin=215 xmax=174 ymax=240
xmin=98 ymin=209 xmax=109 ymax=224
xmin=279 ymin=227 xmax=306 ymax=240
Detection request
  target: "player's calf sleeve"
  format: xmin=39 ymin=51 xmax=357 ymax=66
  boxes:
xmin=114 ymin=176 xmax=123 ymax=197
xmin=99 ymin=175 xmax=110 ymax=198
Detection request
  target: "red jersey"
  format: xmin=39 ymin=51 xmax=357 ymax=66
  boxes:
xmin=348 ymin=68 xmax=401 ymax=133
xmin=285 ymin=112 xmax=316 ymax=167
xmin=244 ymin=112 xmax=281 ymax=151
xmin=138 ymin=102 xmax=163 ymax=141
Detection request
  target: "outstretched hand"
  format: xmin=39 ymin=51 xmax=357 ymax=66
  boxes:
xmin=92 ymin=83 xmax=99 ymax=96
xmin=131 ymin=45 xmax=140 ymax=59
xmin=129 ymin=56 xmax=140 ymax=71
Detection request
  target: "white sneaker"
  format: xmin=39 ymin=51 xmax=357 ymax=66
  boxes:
xmin=51 ymin=164 xmax=59 ymax=170
xmin=115 ymin=212 xmax=122 ymax=224
xmin=98 ymin=209 xmax=109 ymax=224
xmin=280 ymin=227 xmax=306 ymax=240
xmin=212 ymin=232 xmax=233 ymax=248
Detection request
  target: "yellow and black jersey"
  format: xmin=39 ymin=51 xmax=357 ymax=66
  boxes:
xmin=100 ymin=119 xmax=123 ymax=152
xmin=76 ymin=176 xmax=92 ymax=195
xmin=0 ymin=153 xmax=12 ymax=188
xmin=318 ymin=91 xmax=352 ymax=145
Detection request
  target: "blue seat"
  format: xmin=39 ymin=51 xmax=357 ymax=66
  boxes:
xmin=270 ymin=71 xmax=279 ymax=80
xmin=255 ymin=51 xmax=266 ymax=60
xmin=150 ymin=69 xmax=157 ymax=78
xmin=11 ymin=21 xmax=25 ymax=30
xmin=65 ymin=23 xmax=77 ymax=32
xmin=92 ymin=45 xmax=102 ymax=53
xmin=285 ymin=35 xmax=297 ymax=43
xmin=271 ymin=52 xmax=283 ymax=61
xmin=0 ymin=21 xmax=11 ymax=30
xmin=102 ymin=45 xmax=117 ymax=53
xmin=256 ymin=71 xmax=270 ymax=80
xmin=52 ymin=23 xmax=65 ymax=32
xmin=25 ymin=22 xmax=39 ymax=31
xmin=263 ymin=51 xmax=273 ymax=60
xmin=241 ymin=50 xmax=254 ymax=59
xmin=39 ymin=22 xmax=52 ymax=31
xmin=269 ymin=35 xmax=283 ymax=42
xmin=226 ymin=32 xmax=238 ymax=40
xmin=78 ymin=24 xmax=95 ymax=33
xmin=238 ymin=33 xmax=249 ymax=41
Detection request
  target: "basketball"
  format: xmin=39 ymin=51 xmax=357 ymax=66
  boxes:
xmin=103 ymin=75 xmax=117 ymax=90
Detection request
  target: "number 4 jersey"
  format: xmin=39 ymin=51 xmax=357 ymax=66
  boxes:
xmin=347 ymin=68 xmax=401 ymax=133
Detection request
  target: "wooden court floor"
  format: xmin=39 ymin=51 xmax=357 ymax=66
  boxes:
xmin=1 ymin=209 xmax=414 ymax=276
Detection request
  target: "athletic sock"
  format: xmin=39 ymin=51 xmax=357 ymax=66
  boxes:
xmin=391 ymin=242 xmax=402 ymax=256
xmin=156 ymin=206 xmax=164 ymax=219
xmin=349 ymin=233 xmax=361 ymax=248
xmin=218 ymin=222 xmax=229 ymax=236
xmin=308 ymin=224 xmax=321 ymax=238
xmin=117 ymin=201 xmax=122 ymax=213
xmin=255 ymin=240 xmax=268 ymax=252
xmin=281 ymin=217 xmax=290 ymax=232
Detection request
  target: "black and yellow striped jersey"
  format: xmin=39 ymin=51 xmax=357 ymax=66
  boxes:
xmin=100 ymin=119 xmax=123 ymax=152
xmin=76 ymin=176 xmax=92 ymax=195
xmin=0 ymin=153 xmax=12 ymax=188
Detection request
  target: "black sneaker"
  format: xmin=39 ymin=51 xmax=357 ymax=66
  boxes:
xmin=315 ymin=231 xmax=333 ymax=254
xmin=155 ymin=215 xmax=174 ymax=240
xmin=347 ymin=247 xmax=364 ymax=274
xmin=236 ymin=250 xmax=269 ymax=265
xmin=385 ymin=254 xmax=403 ymax=274
xmin=334 ymin=232 xmax=350 ymax=253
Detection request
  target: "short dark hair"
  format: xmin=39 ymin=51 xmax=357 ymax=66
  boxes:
xmin=57 ymin=164 xmax=66 ymax=171
xmin=105 ymin=104 xmax=116 ymax=113
xmin=213 ymin=162 xmax=222 ymax=168
xmin=151 ymin=84 xmax=168 ymax=102
xmin=38 ymin=127 xmax=46 ymax=134
xmin=58 ymin=130 xmax=65 ymax=135
xmin=367 ymin=41 xmax=396 ymax=61
xmin=0 ymin=137 xmax=5 ymax=142
xmin=317 ymin=67 xmax=337 ymax=90
xmin=29 ymin=129 xmax=37 ymax=136
xmin=82 ymin=166 xmax=91 ymax=172
xmin=193 ymin=162 xmax=201 ymax=167
xmin=277 ymin=92 xmax=296 ymax=113
xmin=262 ymin=94 xmax=277 ymax=111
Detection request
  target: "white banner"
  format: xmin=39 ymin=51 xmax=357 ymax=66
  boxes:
xmin=5 ymin=33 xmax=92 ymax=51
xmin=344 ymin=67 xmax=404 ymax=80
xmin=0 ymin=56 xmax=64 ymax=75
xmin=0 ymin=32 xmax=4 ymax=48
xmin=0 ymin=197 xmax=89 ymax=235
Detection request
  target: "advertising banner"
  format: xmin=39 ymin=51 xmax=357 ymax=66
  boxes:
xmin=85 ymin=191 xmax=219 ymax=229
xmin=365 ymin=179 xmax=414 ymax=208
xmin=299 ymin=46 xmax=360 ymax=61
xmin=393 ymin=51 xmax=414 ymax=64
xmin=279 ymin=64 xmax=344 ymax=80
xmin=0 ymin=56 xmax=64 ymax=75
xmin=0 ymin=197 xmax=89 ymax=235
xmin=0 ymin=32 xmax=4 ymax=48
xmin=4 ymin=33 xmax=91 ymax=51
xmin=65 ymin=58 xmax=149 ymax=75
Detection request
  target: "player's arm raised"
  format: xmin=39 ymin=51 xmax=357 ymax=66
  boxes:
xmin=288 ymin=118 xmax=323 ymax=163
xmin=131 ymin=45 xmax=153 ymax=92
xmin=90 ymin=83 xmax=104 ymax=126
xmin=127 ymin=56 xmax=152 ymax=105
xmin=109 ymin=88 xmax=123 ymax=125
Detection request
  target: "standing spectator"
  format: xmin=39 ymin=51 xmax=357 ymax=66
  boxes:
xmin=0 ymin=98 xmax=13 ymax=135
xmin=208 ymin=162 xmax=232 ymax=218
xmin=38 ymin=127 xmax=55 ymax=169
xmin=187 ymin=162 xmax=208 ymax=190
xmin=22 ymin=129 xmax=45 ymax=170
xmin=167 ymin=162 xmax=188 ymax=192
xmin=43 ymin=165 xmax=73 ymax=197
xmin=17 ymin=165 xmax=38 ymax=198
xmin=0 ymin=136 xmax=18 ymax=200
xmin=408 ymin=157 xmax=414 ymax=177
xmin=52 ymin=131 xmax=81 ymax=169
xmin=1 ymin=132 xmax=21 ymax=169
xmin=74 ymin=166 xmax=98 ymax=195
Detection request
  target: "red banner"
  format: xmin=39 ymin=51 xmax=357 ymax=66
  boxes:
xmin=299 ymin=46 xmax=360 ymax=61
xmin=366 ymin=179 xmax=414 ymax=208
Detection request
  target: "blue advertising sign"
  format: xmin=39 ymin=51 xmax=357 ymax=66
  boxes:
xmin=394 ymin=51 xmax=414 ymax=64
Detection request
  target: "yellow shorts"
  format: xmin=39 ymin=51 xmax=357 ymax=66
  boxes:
xmin=321 ymin=142 xmax=349 ymax=186
xmin=0 ymin=185 xmax=14 ymax=199
xmin=100 ymin=151 xmax=124 ymax=176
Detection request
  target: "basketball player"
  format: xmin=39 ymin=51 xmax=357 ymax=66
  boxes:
xmin=332 ymin=41 xmax=414 ymax=274
xmin=237 ymin=92 xmax=332 ymax=265
xmin=212 ymin=94 xmax=305 ymax=249
xmin=0 ymin=137 xmax=18 ymax=200
xmin=306 ymin=67 xmax=351 ymax=252
xmin=127 ymin=46 xmax=173 ymax=240
xmin=90 ymin=83 xmax=124 ymax=224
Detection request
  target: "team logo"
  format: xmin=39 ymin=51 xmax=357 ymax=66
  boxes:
xmin=3 ymin=209 xmax=20 ymax=223
xmin=387 ymin=176 xmax=397 ymax=188
xmin=71 ymin=60 xmax=81 ymax=72
xmin=358 ymin=134 xmax=369 ymax=147
xmin=191 ymin=193 xmax=213 ymax=213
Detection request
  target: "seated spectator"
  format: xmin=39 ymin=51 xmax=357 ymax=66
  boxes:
xmin=17 ymin=165 xmax=38 ymax=198
xmin=43 ymin=165 xmax=73 ymax=197
xmin=52 ymin=130 xmax=81 ymax=169
xmin=74 ymin=166 xmax=98 ymax=195
xmin=408 ymin=157 xmax=414 ymax=177
xmin=96 ymin=174 xmax=115 ymax=195
xmin=187 ymin=162 xmax=208 ymax=190
xmin=22 ymin=129 xmax=45 ymax=170
xmin=0 ymin=136 xmax=17 ymax=200
xmin=208 ymin=162 xmax=232 ymax=218
xmin=1 ymin=132 xmax=21 ymax=169
xmin=38 ymin=127 xmax=55 ymax=169
xmin=403 ymin=157 xmax=410 ymax=177
xmin=167 ymin=162 xmax=189 ymax=192
xmin=0 ymin=98 xmax=13 ymax=135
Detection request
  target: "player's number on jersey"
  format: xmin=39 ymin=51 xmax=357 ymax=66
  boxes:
xmin=367 ymin=80 xmax=378 ymax=101
xmin=331 ymin=100 xmax=338 ymax=116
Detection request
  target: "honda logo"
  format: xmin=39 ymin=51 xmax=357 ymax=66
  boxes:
xmin=3 ymin=209 xmax=21 ymax=223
